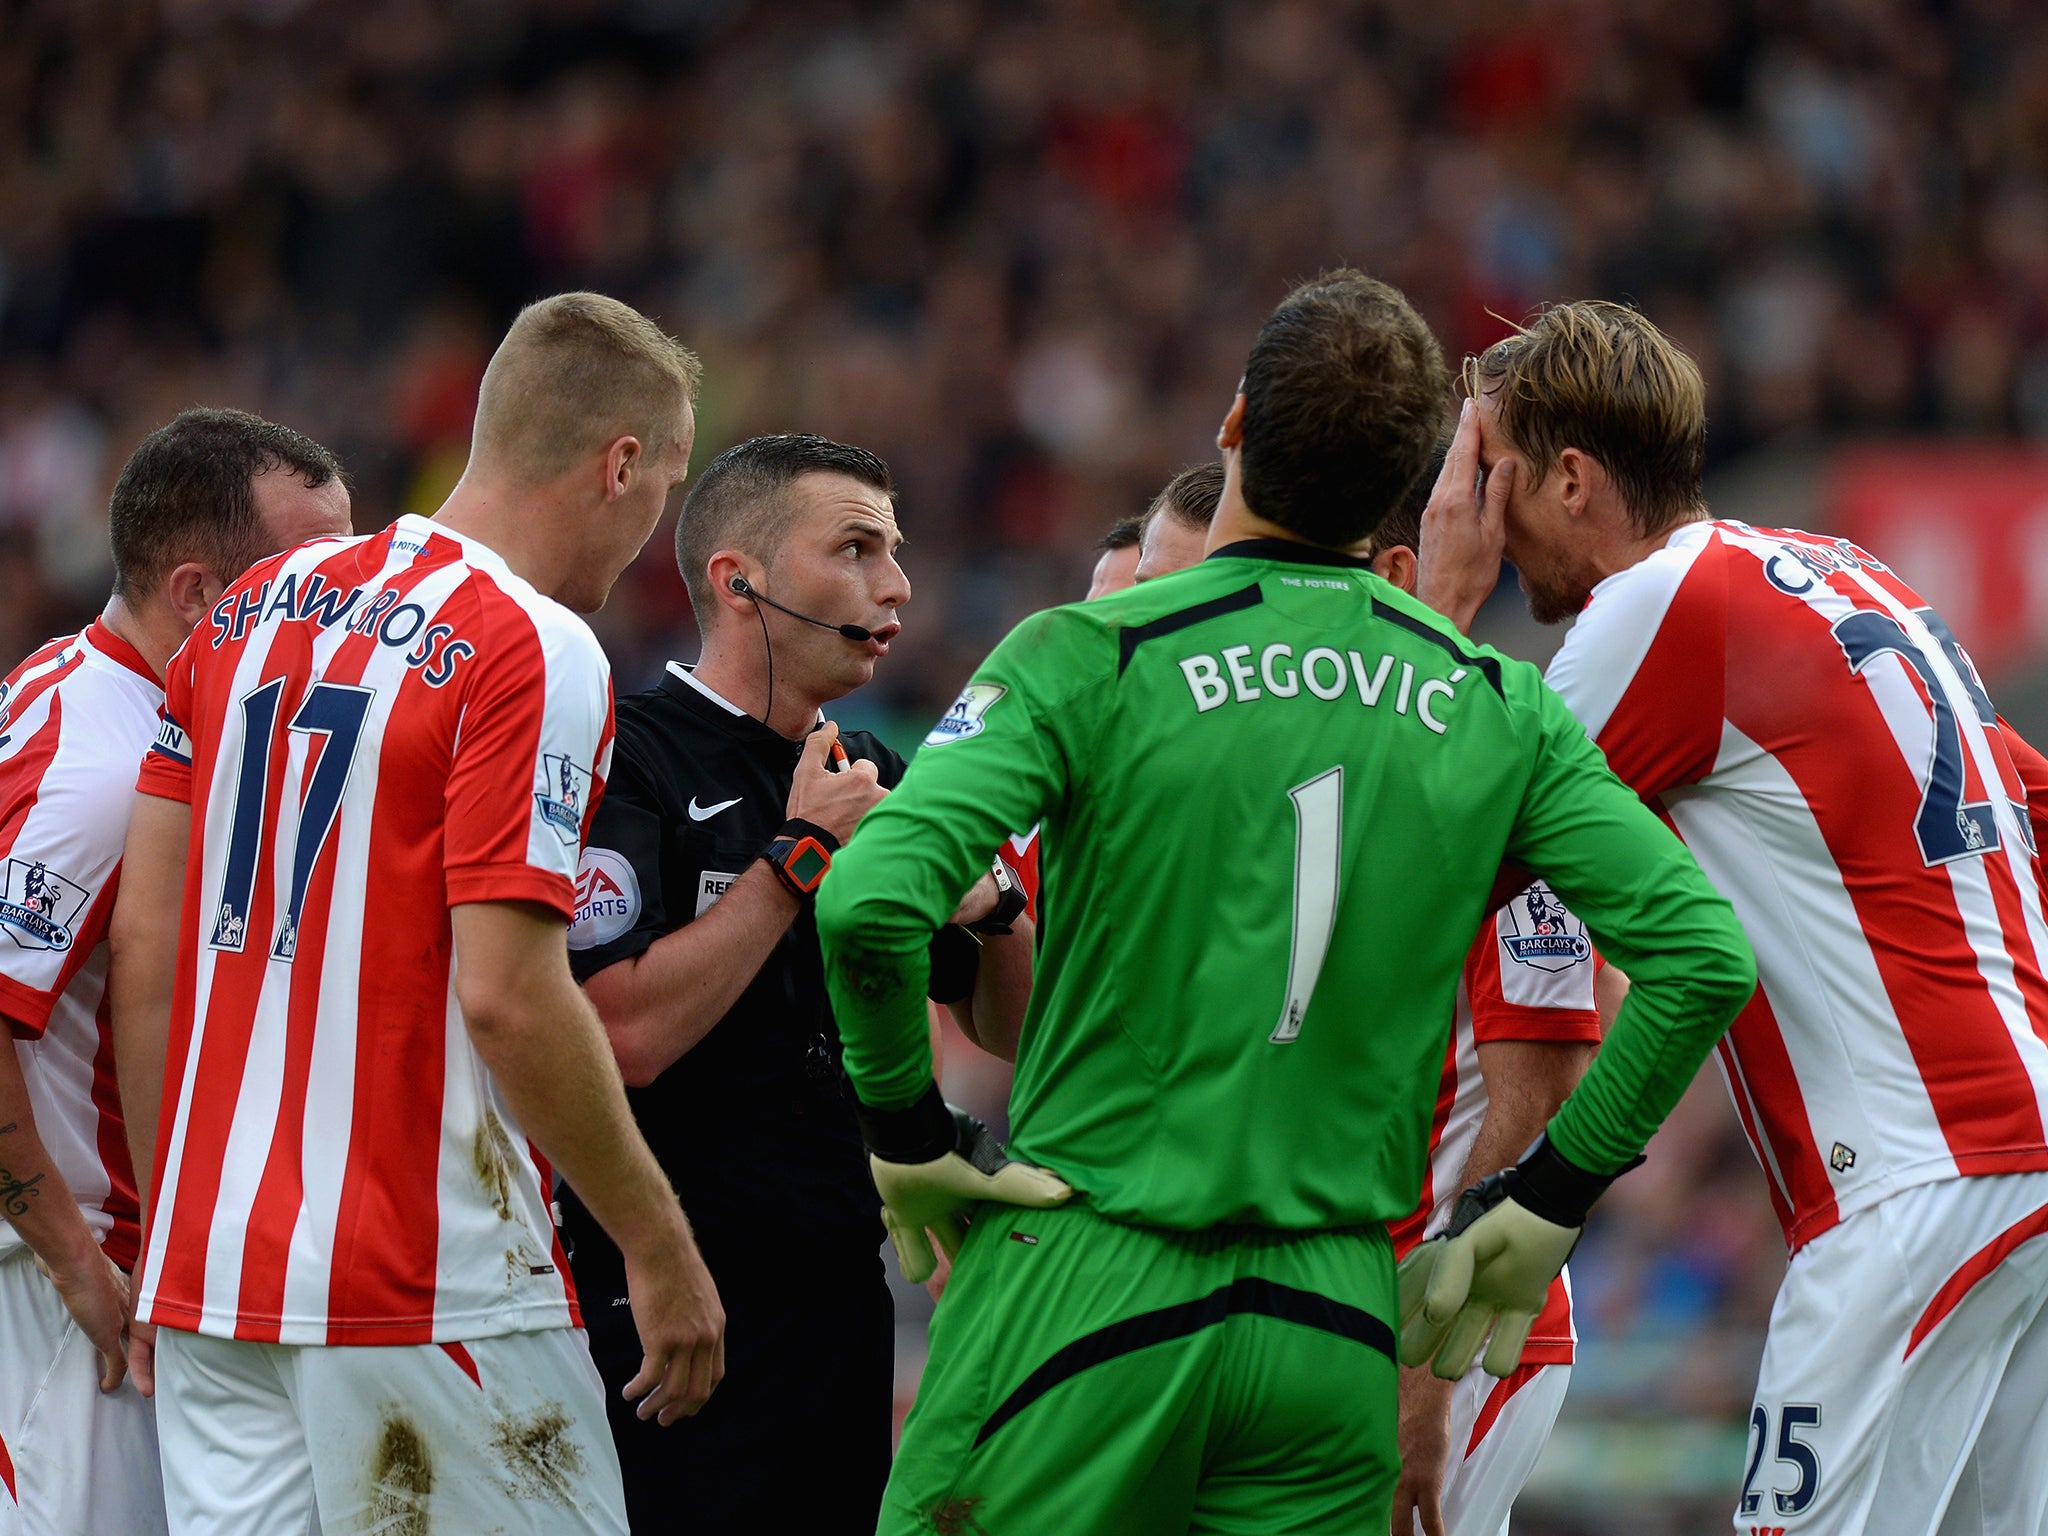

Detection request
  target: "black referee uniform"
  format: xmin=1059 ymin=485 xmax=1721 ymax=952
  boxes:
xmin=562 ymin=663 xmax=901 ymax=1535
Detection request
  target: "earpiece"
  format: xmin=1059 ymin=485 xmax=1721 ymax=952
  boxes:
xmin=728 ymin=574 xmax=753 ymax=596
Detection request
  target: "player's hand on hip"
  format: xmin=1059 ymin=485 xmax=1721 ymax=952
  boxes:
xmin=1399 ymin=1134 xmax=1620 ymax=1380
xmin=1392 ymin=1364 xmax=1455 ymax=1536
xmin=621 ymin=1217 xmax=726 ymax=1426
xmin=39 ymin=1245 xmax=130 ymax=1392
xmin=1416 ymin=397 xmax=1516 ymax=636
xmin=858 ymin=1088 xmax=1071 ymax=1285
xmin=788 ymin=722 xmax=886 ymax=845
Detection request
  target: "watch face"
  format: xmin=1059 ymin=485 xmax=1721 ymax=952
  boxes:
xmin=788 ymin=838 xmax=831 ymax=891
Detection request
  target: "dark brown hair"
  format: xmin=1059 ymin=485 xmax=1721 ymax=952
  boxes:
xmin=1238 ymin=270 xmax=1449 ymax=548
xmin=109 ymin=408 xmax=344 ymax=599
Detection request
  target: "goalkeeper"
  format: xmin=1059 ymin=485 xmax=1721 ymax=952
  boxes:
xmin=817 ymin=271 xmax=1757 ymax=1535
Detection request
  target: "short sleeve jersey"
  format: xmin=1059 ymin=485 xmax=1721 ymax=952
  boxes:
xmin=561 ymin=664 xmax=898 ymax=1290
xmin=1546 ymin=521 xmax=2048 ymax=1251
xmin=133 ymin=515 xmax=615 ymax=1345
xmin=1390 ymin=885 xmax=1603 ymax=1365
xmin=0 ymin=621 xmax=162 ymax=1270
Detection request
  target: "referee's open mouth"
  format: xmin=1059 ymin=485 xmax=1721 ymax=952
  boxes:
xmin=864 ymin=621 xmax=901 ymax=658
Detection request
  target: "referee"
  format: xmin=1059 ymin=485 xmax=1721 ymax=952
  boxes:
xmin=562 ymin=434 xmax=1031 ymax=1534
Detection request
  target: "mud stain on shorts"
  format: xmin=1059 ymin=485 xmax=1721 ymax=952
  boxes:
xmin=369 ymin=1414 xmax=434 ymax=1536
xmin=474 ymin=1108 xmax=516 ymax=1221
xmin=930 ymin=1496 xmax=990 ymax=1536
xmin=490 ymin=1403 xmax=587 ymax=1504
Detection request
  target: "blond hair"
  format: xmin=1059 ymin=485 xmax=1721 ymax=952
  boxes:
xmin=471 ymin=293 xmax=702 ymax=484
xmin=1465 ymin=301 xmax=1705 ymax=535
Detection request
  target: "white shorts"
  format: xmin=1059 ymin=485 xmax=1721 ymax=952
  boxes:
xmin=154 ymin=1324 xmax=627 ymax=1536
xmin=0 ymin=1246 xmax=165 ymax=1536
xmin=1737 ymin=1170 xmax=2048 ymax=1536
xmin=1440 ymin=1360 xmax=1570 ymax=1536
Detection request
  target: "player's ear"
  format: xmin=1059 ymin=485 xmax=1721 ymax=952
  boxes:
xmin=601 ymin=435 xmax=643 ymax=503
xmin=707 ymin=551 xmax=758 ymax=616
xmin=1370 ymin=545 xmax=1418 ymax=596
xmin=1216 ymin=391 xmax=1246 ymax=453
xmin=1556 ymin=447 xmax=1597 ymax=521
xmin=161 ymin=559 xmax=222 ymax=630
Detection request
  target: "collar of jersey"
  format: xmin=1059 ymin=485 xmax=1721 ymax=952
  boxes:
xmin=1205 ymin=538 xmax=1374 ymax=571
xmin=392 ymin=513 xmax=513 ymax=579
xmin=657 ymin=662 xmax=822 ymax=753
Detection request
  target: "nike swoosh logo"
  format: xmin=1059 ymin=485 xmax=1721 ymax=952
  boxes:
xmin=688 ymin=796 xmax=743 ymax=821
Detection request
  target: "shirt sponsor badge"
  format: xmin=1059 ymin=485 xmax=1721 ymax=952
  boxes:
xmin=535 ymin=753 xmax=594 ymax=845
xmin=925 ymin=683 xmax=1006 ymax=746
xmin=696 ymin=869 xmax=741 ymax=917
xmin=569 ymin=848 xmax=641 ymax=950
xmin=0 ymin=859 xmax=91 ymax=952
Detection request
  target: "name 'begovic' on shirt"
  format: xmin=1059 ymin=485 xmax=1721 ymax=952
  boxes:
xmin=821 ymin=539 xmax=1754 ymax=1231
xmin=559 ymin=664 xmax=900 ymax=1294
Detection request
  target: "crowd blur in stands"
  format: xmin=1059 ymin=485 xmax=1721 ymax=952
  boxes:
xmin=9 ymin=0 xmax=2039 ymax=1444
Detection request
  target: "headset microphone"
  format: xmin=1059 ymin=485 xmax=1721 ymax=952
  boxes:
xmin=727 ymin=575 xmax=874 ymax=643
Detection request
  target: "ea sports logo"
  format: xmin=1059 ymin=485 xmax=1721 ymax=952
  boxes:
xmin=569 ymin=847 xmax=640 ymax=951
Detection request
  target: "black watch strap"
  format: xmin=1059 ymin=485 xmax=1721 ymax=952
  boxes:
xmin=965 ymin=856 xmax=1028 ymax=936
xmin=762 ymin=818 xmax=840 ymax=900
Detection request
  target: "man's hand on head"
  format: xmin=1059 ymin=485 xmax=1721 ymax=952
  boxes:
xmin=1417 ymin=398 xmax=1516 ymax=637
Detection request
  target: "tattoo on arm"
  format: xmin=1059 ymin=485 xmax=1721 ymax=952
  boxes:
xmin=0 ymin=1122 xmax=45 ymax=1218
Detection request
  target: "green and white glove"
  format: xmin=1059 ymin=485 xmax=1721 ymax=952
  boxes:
xmin=856 ymin=1085 xmax=1072 ymax=1284
xmin=1398 ymin=1134 xmax=1638 ymax=1380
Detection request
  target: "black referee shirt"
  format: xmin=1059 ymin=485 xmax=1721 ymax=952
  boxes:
xmin=560 ymin=664 xmax=901 ymax=1298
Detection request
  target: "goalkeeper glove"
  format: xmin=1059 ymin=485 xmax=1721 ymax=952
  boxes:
xmin=855 ymin=1084 xmax=1072 ymax=1284
xmin=1398 ymin=1133 xmax=1639 ymax=1380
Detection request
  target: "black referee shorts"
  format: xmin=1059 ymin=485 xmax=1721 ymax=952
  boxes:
xmin=582 ymin=1246 xmax=894 ymax=1536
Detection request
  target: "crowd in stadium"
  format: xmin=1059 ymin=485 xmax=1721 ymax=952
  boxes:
xmin=6 ymin=3 xmax=2048 ymax=1527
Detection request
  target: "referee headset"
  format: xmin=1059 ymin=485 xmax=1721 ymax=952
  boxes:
xmin=725 ymin=573 xmax=874 ymax=743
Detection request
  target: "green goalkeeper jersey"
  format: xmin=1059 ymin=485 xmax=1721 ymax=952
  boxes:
xmin=817 ymin=539 xmax=1755 ymax=1230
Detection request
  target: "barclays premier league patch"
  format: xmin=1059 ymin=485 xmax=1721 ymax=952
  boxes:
xmin=0 ymin=859 xmax=92 ymax=953
xmin=534 ymin=753 xmax=594 ymax=845
xmin=925 ymin=683 xmax=1006 ymax=747
xmin=1498 ymin=882 xmax=1593 ymax=973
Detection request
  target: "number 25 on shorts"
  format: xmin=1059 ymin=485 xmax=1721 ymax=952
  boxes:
xmin=1740 ymin=1402 xmax=1821 ymax=1522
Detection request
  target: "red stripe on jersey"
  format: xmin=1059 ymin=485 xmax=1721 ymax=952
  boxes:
xmin=151 ymin=640 xmax=307 ymax=1326
xmin=90 ymin=991 xmax=140 ymax=1269
xmin=1588 ymin=555 xmax=1724 ymax=803
xmin=1717 ymin=1038 xmax=1797 ymax=1238
xmin=1905 ymin=1199 xmax=2048 ymax=1357
xmin=1465 ymin=1362 xmax=1544 ymax=1456
xmin=440 ymin=1341 xmax=483 ymax=1388
xmin=1724 ymin=986 xmax=1838 ymax=1245
xmin=531 ymin=1144 xmax=581 ymax=1328
xmin=1722 ymin=573 xmax=2048 ymax=1173
xmin=1389 ymin=1035 xmax=1460 ymax=1258
xmin=236 ymin=612 xmax=390 ymax=1337
xmin=0 ymin=1425 xmax=14 ymax=1501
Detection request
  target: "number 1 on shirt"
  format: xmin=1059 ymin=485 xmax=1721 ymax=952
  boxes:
xmin=1273 ymin=766 xmax=1342 ymax=1043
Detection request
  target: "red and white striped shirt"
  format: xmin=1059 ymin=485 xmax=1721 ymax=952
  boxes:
xmin=1391 ymin=886 xmax=1603 ymax=1366
xmin=1548 ymin=520 xmax=2048 ymax=1252
xmin=0 ymin=621 xmax=159 ymax=1272
xmin=133 ymin=515 xmax=615 ymax=1345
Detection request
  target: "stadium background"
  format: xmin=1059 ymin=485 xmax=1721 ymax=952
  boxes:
xmin=5 ymin=1 xmax=2047 ymax=1528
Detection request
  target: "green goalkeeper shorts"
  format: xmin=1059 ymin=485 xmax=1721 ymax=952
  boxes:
xmin=883 ymin=1199 xmax=1399 ymax=1536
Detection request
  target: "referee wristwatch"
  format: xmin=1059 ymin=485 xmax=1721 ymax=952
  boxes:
xmin=762 ymin=818 xmax=840 ymax=900
xmin=964 ymin=855 xmax=1028 ymax=936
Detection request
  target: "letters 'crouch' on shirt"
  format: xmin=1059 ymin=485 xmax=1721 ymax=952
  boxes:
xmin=133 ymin=514 xmax=615 ymax=1345
xmin=1547 ymin=519 xmax=2048 ymax=1251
